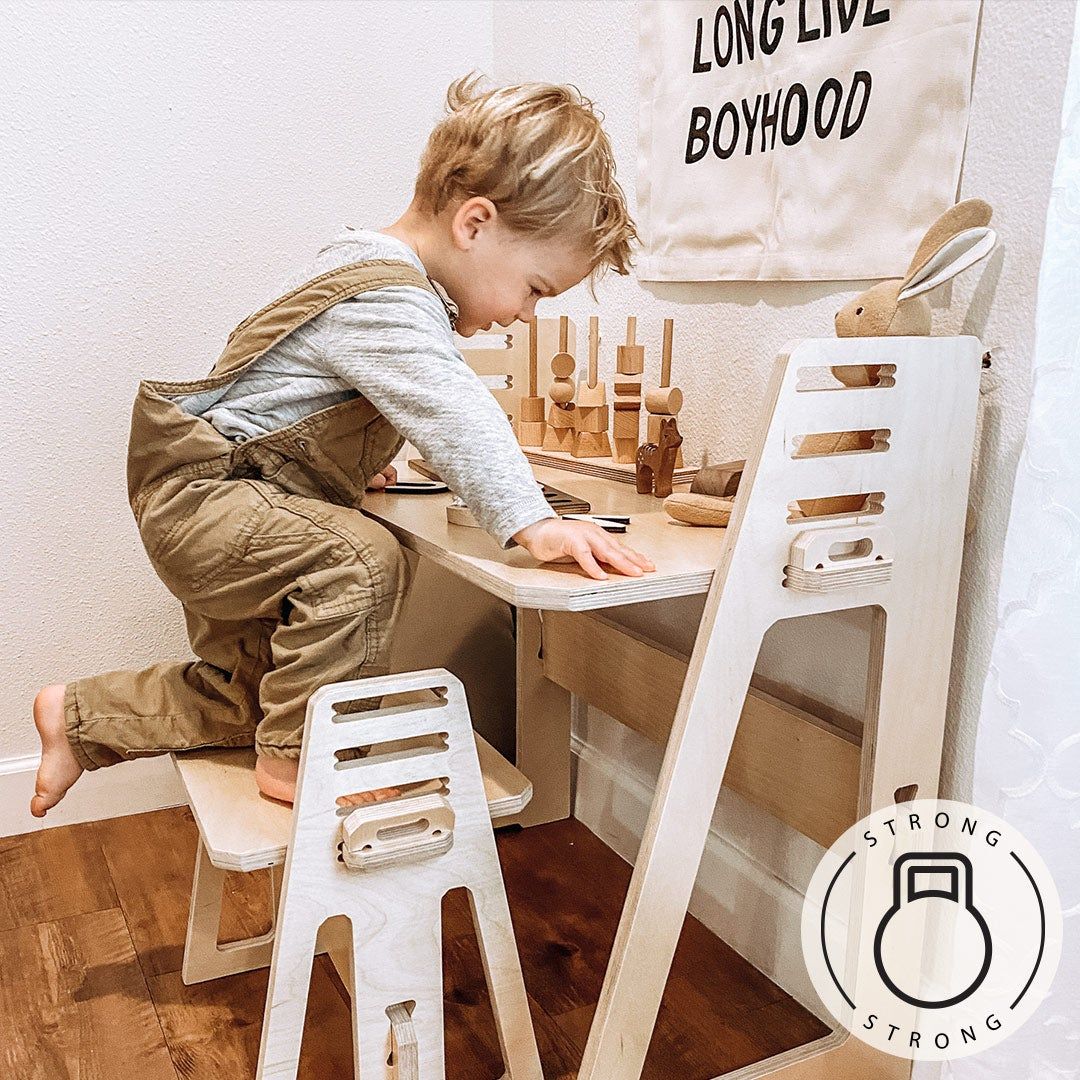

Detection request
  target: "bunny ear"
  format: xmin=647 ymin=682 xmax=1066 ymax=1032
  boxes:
xmin=898 ymin=199 xmax=994 ymax=300
xmin=897 ymin=226 xmax=997 ymax=301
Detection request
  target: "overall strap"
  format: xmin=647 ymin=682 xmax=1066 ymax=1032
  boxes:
xmin=214 ymin=258 xmax=436 ymax=377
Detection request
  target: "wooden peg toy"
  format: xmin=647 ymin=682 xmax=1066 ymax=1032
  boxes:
xmin=612 ymin=316 xmax=643 ymax=464
xmin=635 ymin=416 xmax=683 ymax=498
xmin=645 ymin=319 xmax=685 ymax=467
xmin=542 ymin=316 xmax=577 ymax=452
xmin=515 ymin=317 xmax=547 ymax=447
xmin=572 ymin=316 xmax=612 ymax=458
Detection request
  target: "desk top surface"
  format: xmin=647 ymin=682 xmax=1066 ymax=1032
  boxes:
xmin=361 ymin=463 xmax=725 ymax=610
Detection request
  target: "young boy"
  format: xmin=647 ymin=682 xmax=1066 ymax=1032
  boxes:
xmin=31 ymin=74 xmax=653 ymax=817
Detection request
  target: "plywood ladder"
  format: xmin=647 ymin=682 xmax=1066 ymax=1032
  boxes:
xmin=577 ymin=336 xmax=983 ymax=1080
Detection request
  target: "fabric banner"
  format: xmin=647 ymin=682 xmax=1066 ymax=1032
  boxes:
xmin=638 ymin=0 xmax=982 ymax=281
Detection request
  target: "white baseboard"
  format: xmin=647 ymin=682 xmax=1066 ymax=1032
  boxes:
xmin=0 ymin=752 xmax=186 ymax=838
xmin=571 ymin=731 xmax=832 ymax=1024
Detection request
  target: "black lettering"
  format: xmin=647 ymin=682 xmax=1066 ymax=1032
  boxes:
xmin=814 ymin=77 xmax=843 ymax=137
xmin=887 ymin=1023 xmax=900 ymax=1041
xmin=960 ymin=1025 xmax=976 ymax=1043
xmin=798 ymin=0 xmax=821 ymax=41
xmin=987 ymin=1014 xmax=1002 ymax=1031
xmin=884 ymin=817 xmax=897 ymax=835
xmin=910 ymin=1032 xmax=921 ymax=1048
xmin=909 ymin=812 xmax=922 ymax=830
xmin=986 ymin=829 xmax=1000 ymax=847
xmin=837 ymin=0 xmax=859 ymax=32
xmin=693 ymin=17 xmax=712 ymax=72
xmin=840 ymin=71 xmax=871 ymax=139
xmin=761 ymin=0 xmax=785 ymax=54
xmin=715 ymin=4 xmax=735 ymax=67
xmin=713 ymin=101 xmax=740 ymax=159
xmin=962 ymin=816 xmax=977 ymax=836
xmin=935 ymin=811 xmax=950 ymax=828
xmin=863 ymin=1014 xmax=877 ymax=1031
xmin=863 ymin=829 xmax=877 ymax=847
xmin=734 ymin=0 xmax=756 ymax=64
xmin=864 ymin=0 xmax=891 ymax=27
xmin=935 ymin=1033 xmax=950 ymax=1049
xmin=759 ymin=91 xmax=781 ymax=151
xmin=686 ymin=106 xmax=712 ymax=163
xmin=741 ymin=94 xmax=763 ymax=154
xmin=781 ymin=83 xmax=808 ymax=145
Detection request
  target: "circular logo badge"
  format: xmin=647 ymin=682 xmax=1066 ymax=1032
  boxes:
xmin=800 ymin=799 xmax=1062 ymax=1061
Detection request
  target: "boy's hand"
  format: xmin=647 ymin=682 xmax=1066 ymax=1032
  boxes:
xmin=366 ymin=464 xmax=398 ymax=491
xmin=512 ymin=517 xmax=656 ymax=581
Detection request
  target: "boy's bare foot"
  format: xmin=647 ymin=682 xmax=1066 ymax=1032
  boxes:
xmin=254 ymin=753 xmax=400 ymax=807
xmin=30 ymin=684 xmax=84 ymax=818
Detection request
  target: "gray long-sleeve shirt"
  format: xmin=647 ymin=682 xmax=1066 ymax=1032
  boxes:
xmin=178 ymin=227 xmax=555 ymax=547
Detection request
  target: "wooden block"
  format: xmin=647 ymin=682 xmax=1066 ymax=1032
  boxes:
xmin=613 ymin=381 xmax=642 ymax=397
xmin=612 ymin=437 xmax=638 ymax=464
xmin=572 ymin=430 xmax=612 ymax=458
xmin=576 ymin=381 xmax=607 ymax=407
xmin=690 ymin=459 xmax=745 ymax=498
xmin=644 ymin=386 xmax=683 ymax=415
xmin=574 ymin=404 xmax=609 ymax=433
xmin=547 ymin=403 xmax=575 ymax=429
xmin=516 ymin=421 xmax=546 ymax=447
xmin=542 ymin=424 xmax=575 ymax=451
xmin=612 ymin=407 xmax=640 ymax=439
xmin=551 ymin=353 xmax=575 ymax=379
xmin=616 ymin=344 xmax=644 ymax=375
xmin=663 ymin=492 xmax=733 ymax=527
xmin=518 ymin=396 xmax=546 ymax=423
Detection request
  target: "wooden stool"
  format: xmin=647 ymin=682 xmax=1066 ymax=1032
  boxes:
xmin=172 ymin=669 xmax=542 ymax=1080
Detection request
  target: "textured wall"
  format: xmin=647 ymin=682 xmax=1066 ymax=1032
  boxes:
xmin=492 ymin=0 xmax=1074 ymax=805
xmin=0 ymin=0 xmax=492 ymax=759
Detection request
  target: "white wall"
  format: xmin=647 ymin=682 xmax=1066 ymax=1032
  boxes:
xmin=0 ymin=0 xmax=492 ymax=821
xmin=491 ymin=0 xmax=1074 ymax=1011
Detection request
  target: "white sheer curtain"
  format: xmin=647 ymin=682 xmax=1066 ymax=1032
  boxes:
xmin=946 ymin=5 xmax=1080 ymax=1077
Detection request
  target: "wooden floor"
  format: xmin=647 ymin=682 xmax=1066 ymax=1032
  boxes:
xmin=0 ymin=807 xmax=828 ymax=1079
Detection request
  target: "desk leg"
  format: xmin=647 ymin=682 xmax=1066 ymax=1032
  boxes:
xmin=504 ymin=608 xmax=572 ymax=828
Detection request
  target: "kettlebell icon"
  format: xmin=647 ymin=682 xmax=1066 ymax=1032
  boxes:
xmin=873 ymin=852 xmax=992 ymax=1009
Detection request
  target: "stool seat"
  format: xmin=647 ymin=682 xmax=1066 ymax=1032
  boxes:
xmin=172 ymin=733 xmax=531 ymax=873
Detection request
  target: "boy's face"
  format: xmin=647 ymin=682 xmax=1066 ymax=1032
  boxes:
xmin=445 ymin=198 xmax=595 ymax=337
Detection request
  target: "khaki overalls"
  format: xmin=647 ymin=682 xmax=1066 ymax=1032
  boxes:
xmin=65 ymin=260 xmax=439 ymax=770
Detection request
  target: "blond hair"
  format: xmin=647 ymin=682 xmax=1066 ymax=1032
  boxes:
xmin=414 ymin=73 xmax=637 ymax=283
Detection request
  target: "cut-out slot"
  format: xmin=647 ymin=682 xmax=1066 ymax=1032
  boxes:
xmin=334 ymin=732 xmax=448 ymax=769
xmin=478 ymin=373 xmax=513 ymax=391
xmin=895 ymin=783 xmax=919 ymax=804
xmin=792 ymin=428 xmax=890 ymax=458
xmin=788 ymin=492 xmax=885 ymax=522
xmin=796 ymin=364 xmax=896 ymax=391
xmin=826 ymin=538 xmax=874 ymax=563
xmin=335 ymin=776 xmax=449 ymax=815
xmin=331 ymin=688 xmax=448 ymax=723
xmin=376 ymin=817 xmax=431 ymax=844
xmin=458 ymin=333 xmax=512 ymax=351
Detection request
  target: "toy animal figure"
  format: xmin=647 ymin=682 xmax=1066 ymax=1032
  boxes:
xmin=835 ymin=198 xmax=996 ymax=337
xmin=636 ymin=417 xmax=683 ymax=498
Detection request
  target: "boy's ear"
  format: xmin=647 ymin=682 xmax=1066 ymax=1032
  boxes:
xmin=451 ymin=196 xmax=499 ymax=248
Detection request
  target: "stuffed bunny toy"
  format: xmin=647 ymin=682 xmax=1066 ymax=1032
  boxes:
xmin=664 ymin=199 xmax=997 ymax=527
xmin=835 ymin=198 xmax=996 ymax=337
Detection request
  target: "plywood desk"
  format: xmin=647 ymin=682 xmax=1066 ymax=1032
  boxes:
xmin=361 ymin=462 xmax=725 ymax=827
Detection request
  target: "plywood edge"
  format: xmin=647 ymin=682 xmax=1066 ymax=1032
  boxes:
xmin=541 ymin=611 xmax=861 ymax=848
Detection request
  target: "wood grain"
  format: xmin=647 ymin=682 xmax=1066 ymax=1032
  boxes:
xmin=0 ymin=907 xmax=176 ymax=1079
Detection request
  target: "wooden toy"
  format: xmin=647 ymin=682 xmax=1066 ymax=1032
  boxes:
xmin=663 ymin=458 xmax=744 ymax=525
xmin=644 ymin=319 xmax=685 ymax=467
xmin=576 ymin=335 xmax=984 ymax=1080
xmin=542 ymin=316 xmax=577 ymax=452
xmin=612 ymin=317 xmax=643 ymax=463
xmin=515 ymin=317 xmax=547 ymax=447
xmin=635 ymin=416 xmax=683 ymax=498
xmin=456 ymin=320 xmax=529 ymax=433
xmin=573 ymin=316 xmax=613 ymax=458
xmin=172 ymin=671 xmax=541 ymax=1080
